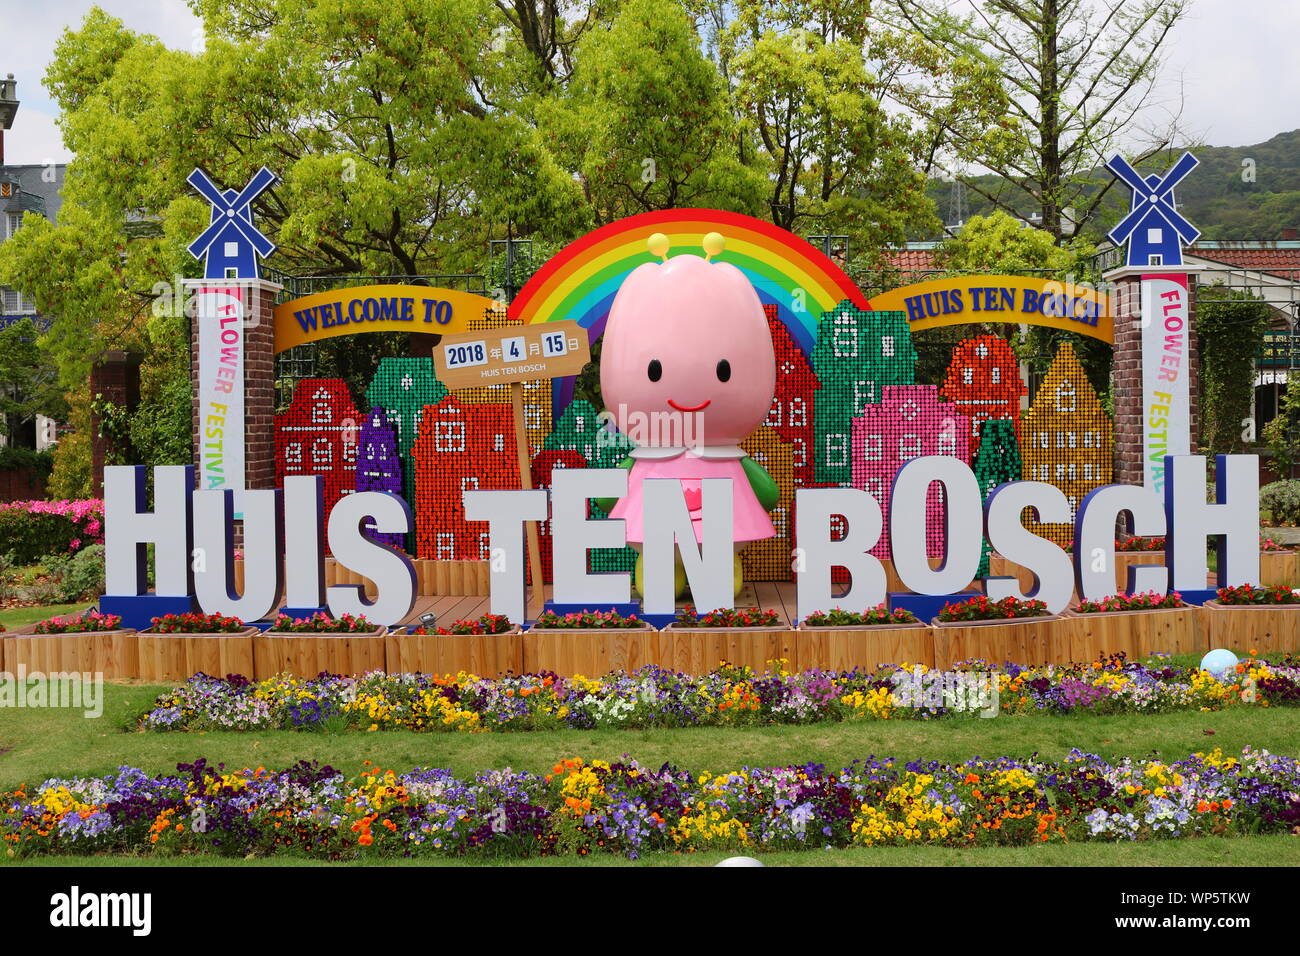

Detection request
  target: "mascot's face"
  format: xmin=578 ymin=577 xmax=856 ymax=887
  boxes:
xmin=600 ymin=253 xmax=775 ymax=446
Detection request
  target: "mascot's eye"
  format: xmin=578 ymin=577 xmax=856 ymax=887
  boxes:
xmin=716 ymin=359 xmax=732 ymax=382
xmin=647 ymin=359 xmax=662 ymax=382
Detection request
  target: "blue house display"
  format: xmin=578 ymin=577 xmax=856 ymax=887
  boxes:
xmin=186 ymin=166 xmax=279 ymax=280
xmin=1106 ymin=152 xmax=1200 ymax=269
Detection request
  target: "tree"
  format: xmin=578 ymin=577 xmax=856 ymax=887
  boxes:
xmin=883 ymin=0 xmax=1191 ymax=240
xmin=0 ymin=319 xmax=66 ymax=443
xmin=720 ymin=3 xmax=941 ymax=251
xmin=542 ymin=0 xmax=767 ymax=223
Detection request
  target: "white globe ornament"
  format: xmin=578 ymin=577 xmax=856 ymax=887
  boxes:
xmin=1200 ymin=648 xmax=1239 ymax=678
xmin=714 ymin=856 xmax=765 ymax=867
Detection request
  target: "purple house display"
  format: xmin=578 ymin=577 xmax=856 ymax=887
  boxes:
xmin=355 ymin=406 xmax=406 ymax=551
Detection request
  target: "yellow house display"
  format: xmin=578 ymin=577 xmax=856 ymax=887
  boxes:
xmin=1019 ymin=343 xmax=1114 ymax=546
xmin=740 ymin=425 xmax=796 ymax=582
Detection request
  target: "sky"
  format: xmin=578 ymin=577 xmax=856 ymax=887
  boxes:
xmin=2 ymin=0 xmax=1298 ymax=166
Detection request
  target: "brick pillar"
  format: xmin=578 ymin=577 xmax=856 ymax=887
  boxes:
xmin=1110 ymin=273 xmax=1201 ymax=488
xmin=89 ymin=350 xmax=143 ymax=497
xmin=186 ymin=279 xmax=282 ymax=494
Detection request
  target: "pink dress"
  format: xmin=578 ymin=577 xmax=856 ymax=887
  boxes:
xmin=611 ymin=449 xmax=776 ymax=544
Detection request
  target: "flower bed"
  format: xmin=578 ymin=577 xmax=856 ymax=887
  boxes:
xmin=5 ymin=747 xmax=1296 ymax=859
xmin=1116 ymin=536 xmax=1165 ymax=552
xmin=1064 ymin=592 xmax=1203 ymax=661
xmin=136 ymin=654 xmax=1298 ymax=734
xmin=1203 ymin=585 xmax=1300 ymax=655
xmin=795 ymin=604 xmax=932 ymax=671
xmin=386 ymin=614 xmax=522 ymax=679
xmin=2 ymin=610 xmax=136 ymax=678
xmin=255 ymin=613 xmax=387 ymax=680
xmin=137 ymin=612 xmax=259 ymax=684
xmin=0 ymin=498 xmax=103 ymax=565
xmin=933 ymin=596 xmax=1064 ymax=668
xmin=937 ymin=595 xmax=1050 ymax=622
xmin=524 ymin=610 xmax=653 ymax=676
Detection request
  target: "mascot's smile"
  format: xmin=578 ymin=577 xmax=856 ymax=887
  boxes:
xmin=667 ymin=398 xmax=711 ymax=412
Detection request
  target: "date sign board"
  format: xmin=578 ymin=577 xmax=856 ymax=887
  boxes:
xmin=432 ymin=319 xmax=591 ymax=389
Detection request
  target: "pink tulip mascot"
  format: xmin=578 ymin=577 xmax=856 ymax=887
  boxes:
xmin=599 ymin=232 xmax=780 ymax=597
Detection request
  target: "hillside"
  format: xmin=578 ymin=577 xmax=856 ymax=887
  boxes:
xmin=927 ymin=129 xmax=1300 ymax=241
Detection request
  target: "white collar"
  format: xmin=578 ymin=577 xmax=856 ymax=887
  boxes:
xmin=629 ymin=445 xmax=746 ymax=460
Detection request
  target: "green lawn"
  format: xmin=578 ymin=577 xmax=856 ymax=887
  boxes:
xmin=1 ymin=681 xmax=1297 ymax=790
xmin=0 ymin=602 xmax=92 ymax=631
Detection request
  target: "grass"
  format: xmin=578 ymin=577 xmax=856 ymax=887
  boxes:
xmin=0 ymin=602 xmax=91 ymax=631
xmin=3 ymin=837 xmax=1296 ymax=867
xmin=1 ymin=681 xmax=1298 ymax=791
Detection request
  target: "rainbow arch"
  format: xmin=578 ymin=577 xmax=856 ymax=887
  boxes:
xmin=509 ymin=209 xmax=867 ymax=357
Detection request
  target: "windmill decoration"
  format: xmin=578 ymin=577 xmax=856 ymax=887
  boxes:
xmin=187 ymin=166 xmax=279 ymax=279
xmin=1105 ymin=152 xmax=1200 ymax=269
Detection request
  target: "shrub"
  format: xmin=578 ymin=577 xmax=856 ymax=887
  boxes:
xmin=38 ymin=544 xmax=105 ymax=603
xmin=0 ymin=499 xmax=103 ymax=564
xmin=937 ymin=595 xmax=1050 ymax=622
xmin=802 ymin=606 xmax=919 ymax=626
xmin=1261 ymin=480 xmax=1300 ymax=527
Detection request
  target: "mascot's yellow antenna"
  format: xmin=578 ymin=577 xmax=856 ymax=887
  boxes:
xmin=647 ymin=233 xmax=670 ymax=261
xmin=702 ymin=232 xmax=725 ymax=261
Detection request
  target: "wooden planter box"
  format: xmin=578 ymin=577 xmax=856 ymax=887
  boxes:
xmin=794 ymin=621 xmax=934 ymax=671
xmin=254 ymin=626 xmax=389 ymax=679
xmin=521 ymin=624 xmax=657 ymax=677
xmin=1201 ymin=601 xmax=1300 ymax=655
xmin=1259 ymin=551 xmax=1299 ymax=588
xmin=137 ymin=628 xmax=259 ymax=683
xmin=2 ymin=627 xmax=138 ymax=679
xmin=1063 ymin=607 xmax=1205 ymax=662
xmin=384 ymin=627 xmax=523 ymax=678
xmin=931 ymin=614 xmax=1068 ymax=668
xmin=658 ymin=624 xmax=796 ymax=675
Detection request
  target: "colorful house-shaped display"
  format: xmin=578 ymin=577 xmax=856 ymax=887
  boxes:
xmin=939 ymin=334 xmax=1026 ymax=438
xmin=410 ymin=396 xmax=517 ymax=561
xmin=850 ymin=385 xmax=970 ymax=558
xmin=355 ymin=406 xmax=406 ymax=551
xmin=740 ymin=425 xmax=796 ymax=582
xmin=762 ymin=305 xmax=817 ymax=488
xmin=1019 ymin=343 xmax=1113 ymax=546
xmin=275 ymin=379 xmax=360 ymax=530
xmin=812 ymin=302 xmax=915 ymax=486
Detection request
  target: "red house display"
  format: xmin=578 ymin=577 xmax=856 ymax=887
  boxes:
xmin=275 ymin=378 xmax=360 ymax=533
xmin=410 ymin=395 xmax=518 ymax=561
xmin=761 ymin=305 xmax=818 ymax=488
xmin=939 ymin=334 xmax=1026 ymax=439
xmin=850 ymin=385 xmax=971 ymax=558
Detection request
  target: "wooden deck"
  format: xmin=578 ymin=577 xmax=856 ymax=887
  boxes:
xmin=399 ymin=581 xmax=802 ymax=628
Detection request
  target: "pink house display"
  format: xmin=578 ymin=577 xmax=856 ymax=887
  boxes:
xmin=850 ymin=385 xmax=971 ymax=558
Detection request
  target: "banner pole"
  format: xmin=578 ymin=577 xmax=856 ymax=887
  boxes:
xmin=511 ymin=381 xmax=545 ymax=619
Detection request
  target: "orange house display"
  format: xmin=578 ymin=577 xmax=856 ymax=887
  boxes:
xmin=411 ymin=395 xmax=518 ymax=561
xmin=939 ymin=334 xmax=1027 ymax=439
xmin=739 ymin=425 xmax=797 ymax=582
xmin=1019 ymin=343 xmax=1114 ymax=546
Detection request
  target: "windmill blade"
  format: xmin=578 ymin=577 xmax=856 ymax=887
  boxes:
xmin=186 ymin=168 xmax=229 ymax=211
xmin=1105 ymin=155 xmax=1151 ymax=197
xmin=1154 ymin=151 xmax=1199 ymax=197
xmin=187 ymin=215 xmax=231 ymax=259
xmin=229 ymin=166 xmax=279 ymax=214
xmin=1157 ymin=198 xmax=1201 ymax=244
xmin=1107 ymin=201 xmax=1150 ymax=245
